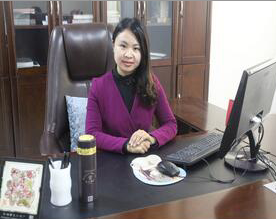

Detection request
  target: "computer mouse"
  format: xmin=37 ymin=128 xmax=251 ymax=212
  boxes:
xmin=156 ymin=160 xmax=180 ymax=177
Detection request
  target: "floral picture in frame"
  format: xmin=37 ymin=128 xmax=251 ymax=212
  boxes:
xmin=0 ymin=161 xmax=44 ymax=215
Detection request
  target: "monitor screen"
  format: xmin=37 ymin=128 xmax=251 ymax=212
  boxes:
xmin=218 ymin=58 xmax=276 ymax=171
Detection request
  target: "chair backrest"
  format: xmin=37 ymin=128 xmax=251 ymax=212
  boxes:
xmin=40 ymin=23 xmax=115 ymax=155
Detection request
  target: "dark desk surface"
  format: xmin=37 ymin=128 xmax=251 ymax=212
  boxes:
xmin=99 ymin=179 xmax=276 ymax=219
xmin=40 ymin=97 xmax=276 ymax=219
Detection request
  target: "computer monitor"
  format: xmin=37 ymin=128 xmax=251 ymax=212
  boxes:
xmin=218 ymin=58 xmax=276 ymax=172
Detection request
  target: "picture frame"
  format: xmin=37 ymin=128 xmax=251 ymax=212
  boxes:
xmin=0 ymin=157 xmax=46 ymax=219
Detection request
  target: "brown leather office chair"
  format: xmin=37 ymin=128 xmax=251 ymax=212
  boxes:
xmin=40 ymin=23 xmax=114 ymax=155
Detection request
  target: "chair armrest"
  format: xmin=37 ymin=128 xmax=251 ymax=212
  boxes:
xmin=40 ymin=131 xmax=64 ymax=156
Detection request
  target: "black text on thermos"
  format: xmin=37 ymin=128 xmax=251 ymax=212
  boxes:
xmin=77 ymin=134 xmax=96 ymax=203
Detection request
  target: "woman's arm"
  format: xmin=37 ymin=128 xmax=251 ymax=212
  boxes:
xmin=149 ymin=77 xmax=177 ymax=146
xmin=85 ymin=78 xmax=128 ymax=153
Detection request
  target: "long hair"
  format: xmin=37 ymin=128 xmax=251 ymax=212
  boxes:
xmin=112 ymin=18 xmax=157 ymax=107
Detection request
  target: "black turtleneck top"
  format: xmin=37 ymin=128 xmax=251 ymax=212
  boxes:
xmin=112 ymin=68 xmax=136 ymax=113
xmin=112 ymin=67 xmax=158 ymax=153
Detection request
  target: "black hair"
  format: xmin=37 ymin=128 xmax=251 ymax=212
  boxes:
xmin=112 ymin=17 xmax=157 ymax=107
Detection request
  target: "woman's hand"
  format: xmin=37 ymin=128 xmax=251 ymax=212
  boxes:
xmin=127 ymin=140 xmax=151 ymax=154
xmin=129 ymin=129 xmax=156 ymax=147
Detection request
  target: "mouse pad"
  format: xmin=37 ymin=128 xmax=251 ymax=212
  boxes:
xmin=130 ymin=155 xmax=186 ymax=186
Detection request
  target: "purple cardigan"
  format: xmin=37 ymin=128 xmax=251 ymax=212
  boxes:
xmin=85 ymin=71 xmax=177 ymax=153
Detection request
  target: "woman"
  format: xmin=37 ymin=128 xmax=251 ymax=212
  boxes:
xmin=85 ymin=18 xmax=177 ymax=154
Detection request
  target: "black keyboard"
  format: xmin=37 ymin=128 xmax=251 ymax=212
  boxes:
xmin=166 ymin=131 xmax=223 ymax=166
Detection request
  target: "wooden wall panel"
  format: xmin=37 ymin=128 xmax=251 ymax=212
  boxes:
xmin=15 ymin=75 xmax=46 ymax=157
xmin=177 ymin=64 xmax=205 ymax=100
xmin=0 ymin=78 xmax=15 ymax=156
xmin=153 ymin=65 xmax=173 ymax=99
xmin=178 ymin=1 xmax=209 ymax=64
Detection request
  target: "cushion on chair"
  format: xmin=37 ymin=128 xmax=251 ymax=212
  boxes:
xmin=65 ymin=95 xmax=88 ymax=152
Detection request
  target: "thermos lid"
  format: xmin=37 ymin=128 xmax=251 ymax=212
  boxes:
xmin=77 ymin=135 xmax=96 ymax=156
xmin=78 ymin=134 xmax=95 ymax=143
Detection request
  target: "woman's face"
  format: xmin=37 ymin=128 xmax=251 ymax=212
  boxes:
xmin=113 ymin=29 xmax=141 ymax=76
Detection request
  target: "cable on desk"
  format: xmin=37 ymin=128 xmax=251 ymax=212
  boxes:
xmin=183 ymin=145 xmax=251 ymax=184
xmin=255 ymin=122 xmax=276 ymax=181
xmin=260 ymin=148 xmax=276 ymax=159
xmin=257 ymin=147 xmax=276 ymax=182
xmin=183 ymin=124 xmax=276 ymax=184
xmin=257 ymin=153 xmax=276 ymax=181
xmin=201 ymin=157 xmax=237 ymax=183
xmin=262 ymin=154 xmax=276 ymax=168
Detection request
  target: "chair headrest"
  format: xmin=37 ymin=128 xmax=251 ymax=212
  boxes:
xmin=62 ymin=23 xmax=114 ymax=81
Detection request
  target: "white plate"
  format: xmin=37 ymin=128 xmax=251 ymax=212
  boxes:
xmin=130 ymin=155 xmax=186 ymax=186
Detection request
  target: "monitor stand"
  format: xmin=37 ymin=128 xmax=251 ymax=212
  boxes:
xmin=224 ymin=130 xmax=267 ymax=172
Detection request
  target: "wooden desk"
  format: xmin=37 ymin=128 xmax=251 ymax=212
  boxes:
xmin=39 ymin=98 xmax=276 ymax=219
xmin=170 ymin=97 xmax=276 ymax=154
xmin=169 ymin=97 xmax=227 ymax=132
xmin=99 ymin=180 xmax=276 ymax=219
xmin=95 ymin=98 xmax=276 ymax=219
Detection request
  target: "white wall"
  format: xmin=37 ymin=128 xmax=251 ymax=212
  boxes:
xmin=209 ymin=1 xmax=276 ymax=114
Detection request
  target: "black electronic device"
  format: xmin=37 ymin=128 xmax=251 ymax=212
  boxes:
xmin=156 ymin=160 xmax=180 ymax=177
xmin=218 ymin=58 xmax=276 ymax=172
xmin=165 ymin=131 xmax=223 ymax=166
